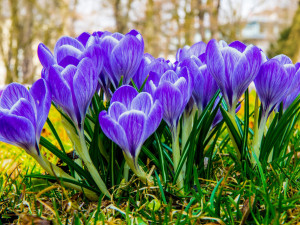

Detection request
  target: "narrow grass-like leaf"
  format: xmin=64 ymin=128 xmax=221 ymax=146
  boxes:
xmin=154 ymin=132 xmax=167 ymax=184
xmin=26 ymin=174 xmax=101 ymax=194
xmin=139 ymin=75 xmax=149 ymax=92
xmin=173 ymin=90 xmax=220 ymax=185
xmin=40 ymin=137 xmax=95 ymax=186
xmin=155 ymin=171 xmax=167 ymax=204
xmin=46 ymin=118 xmax=66 ymax=154
xmin=220 ymin=107 xmax=242 ymax=150
xmin=209 ymin=177 xmax=224 ymax=214
xmin=242 ymin=89 xmax=249 ymax=160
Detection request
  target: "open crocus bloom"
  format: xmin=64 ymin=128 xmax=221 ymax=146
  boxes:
xmin=206 ymin=39 xmax=262 ymax=114
xmin=0 ymin=79 xmax=51 ymax=155
xmin=99 ymin=85 xmax=163 ymax=181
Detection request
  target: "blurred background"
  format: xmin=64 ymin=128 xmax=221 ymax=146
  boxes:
xmin=0 ymin=0 xmax=299 ymax=85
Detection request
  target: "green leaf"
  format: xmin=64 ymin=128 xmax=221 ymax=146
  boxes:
xmin=25 ymin=174 xmax=100 ymax=194
xmin=209 ymin=177 xmax=224 ymax=214
xmin=220 ymin=107 xmax=242 ymax=150
xmin=155 ymin=132 xmax=167 ymax=184
xmin=242 ymin=89 xmax=249 ymax=160
xmin=39 ymin=137 xmax=95 ymax=186
xmin=155 ymin=171 xmax=167 ymax=204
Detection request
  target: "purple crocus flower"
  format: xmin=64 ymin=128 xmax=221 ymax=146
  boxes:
xmin=47 ymin=58 xmax=98 ymax=129
xmin=146 ymin=67 xmax=193 ymax=131
xmin=179 ymin=56 xmax=218 ymax=113
xmin=176 ymin=41 xmax=206 ymax=62
xmin=206 ymin=39 xmax=262 ymax=114
xmin=133 ymin=54 xmax=173 ymax=89
xmin=38 ymin=35 xmax=104 ymax=89
xmin=0 ymin=79 xmax=51 ymax=155
xmin=99 ymin=85 xmax=162 ymax=179
xmin=100 ymin=30 xmax=144 ymax=88
xmin=38 ymin=36 xmax=102 ymax=71
xmin=255 ymin=56 xmax=294 ymax=116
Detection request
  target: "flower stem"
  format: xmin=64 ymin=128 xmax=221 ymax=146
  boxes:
xmin=123 ymin=152 xmax=152 ymax=184
xmin=226 ymin=108 xmax=241 ymax=160
xmin=32 ymin=154 xmax=99 ymax=201
xmin=181 ymin=107 xmax=196 ymax=179
xmin=77 ymin=129 xmax=111 ymax=198
xmin=172 ymin=125 xmax=184 ymax=192
xmin=62 ymin=117 xmax=111 ymax=197
xmin=251 ymin=112 xmax=268 ymax=165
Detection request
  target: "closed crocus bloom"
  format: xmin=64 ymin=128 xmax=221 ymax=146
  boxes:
xmin=206 ymin=39 xmax=262 ymax=115
xmin=145 ymin=67 xmax=193 ymax=190
xmin=176 ymin=41 xmax=206 ymax=62
xmin=280 ymin=60 xmax=300 ymax=111
xmin=101 ymin=30 xmax=144 ymax=88
xmin=99 ymin=85 xmax=163 ymax=182
xmin=252 ymin=57 xmax=293 ymax=163
xmin=282 ymin=87 xmax=300 ymax=111
xmin=133 ymin=54 xmax=173 ymax=89
xmin=132 ymin=53 xmax=154 ymax=89
xmin=255 ymin=57 xmax=294 ymax=116
xmin=179 ymin=56 xmax=218 ymax=113
xmin=48 ymin=58 xmax=98 ymax=129
xmin=38 ymin=36 xmax=103 ymax=81
xmin=0 ymin=79 xmax=51 ymax=155
xmin=152 ymin=67 xmax=193 ymax=130
xmin=46 ymin=55 xmax=110 ymax=197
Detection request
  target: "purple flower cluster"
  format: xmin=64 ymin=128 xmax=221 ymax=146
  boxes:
xmin=0 ymin=29 xmax=299 ymax=181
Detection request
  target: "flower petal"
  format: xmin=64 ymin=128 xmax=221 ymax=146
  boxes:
xmin=159 ymin=70 xmax=178 ymax=85
xmin=110 ymin=33 xmax=144 ymax=85
xmin=108 ymin=102 xmax=127 ymax=121
xmin=81 ymin=45 xmax=103 ymax=76
xmin=178 ymin=67 xmax=193 ymax=102
xmin=188 ymin=41 xmax=206 ymax=57
xmin=48 ymin=66 xmax=75 ymax=122
xmin=10 ymin=98 xmax=36 ymax=131
xmin=73 ymin=58 xmax=98 ymax=124
xmin=131 ymin=92 xmax=153 ymax=115
xmin=154 ymin=82 xmax=183 ymax=128
xmin=228 ymin=41 xmax=247 ymax=52
xmin=56 ymin=45 xmax=82 ymax=67
xmin=118 ymin=110 xmax=147 ymax=157
xmin=206 ymin=39 xmax=226 ymax=93
xmin=272 ymin=54 xmax=293 ymax=65
xmin=77 ymin=32 xmax=91 ymax=47
xmin=101 ymin=36 xmax=119 ymax=87
xmin=99 ymin=111 xmax=128 ymax=150
xmin=132 ymin=54 xmax=153 ymax=89
xmin=0 ymin=83 xmax=36 ymax=112
xmin=254 ymin=59 xmax=291 ymax=113
xmin=193 ymin=65 xmax=218 ymax=111
xmin=37 ymin=43 xmax=56 ymax=68
xmin=54 ymin=36 xmax=85 ymax=59
xmin=143 ymin=71 xmax=160 ymax=96
xmin=30 ymin=79 xmax=52 ymax=140
xmin=145 ymin=100 xmax=163 ymax=139
xmin=111 ymin=85 xmax=138 ymax=109
xmin=232 ymin=45 xmax=262 ymax=104
xmin=0 ymin=111 xmax=36 ymax=154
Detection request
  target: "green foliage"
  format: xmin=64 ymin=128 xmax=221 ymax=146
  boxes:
xmin=1 ymin=84 xmax=300 ymax=223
